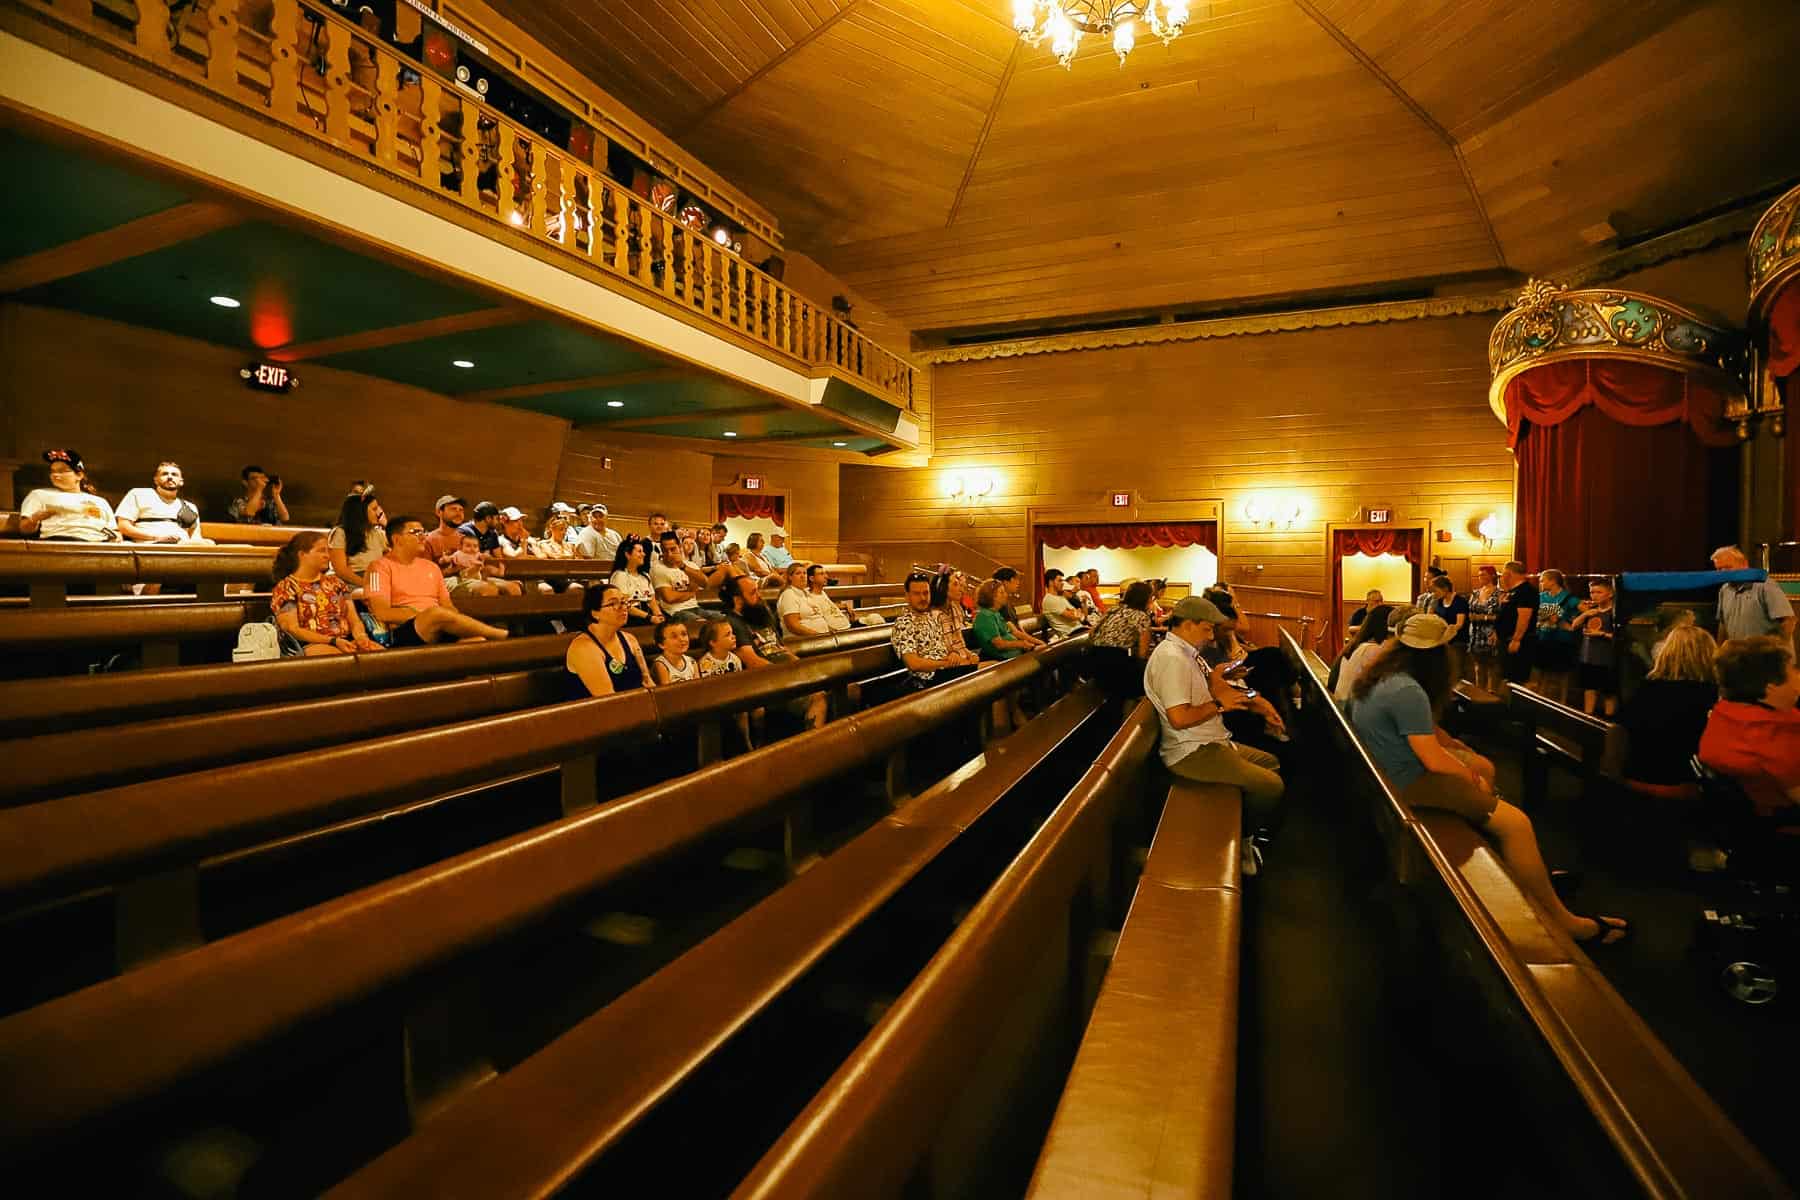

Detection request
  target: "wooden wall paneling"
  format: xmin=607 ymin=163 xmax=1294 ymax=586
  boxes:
xmin=555 ymin=427 xmax=717 ymax=537
xmin=839 ymin=315 xmax=1516 ymax=594
xmin=1 ymin=303 xmax=570 ymax=527
xmin=712 ymin=453 xmax=840 ymax=552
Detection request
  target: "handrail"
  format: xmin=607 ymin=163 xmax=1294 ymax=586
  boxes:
xmin=0 ymin=641 xmax=1090 ymax=1148
xmin=1280 ymin=629 xmax=1789 ymax=1199
xmin=17 ymin=0 xmax=915 ymax=406
xmin=329 ymin=687 xmax=1111 ymax=1198
xmin=732 ymin=705 xmax=1160 ymax=1199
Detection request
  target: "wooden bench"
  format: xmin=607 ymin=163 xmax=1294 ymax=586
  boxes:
xmin=729 ymin=703 xmax=1162 ymax=1199
xmin=1507 ymin=685 xmax=1625 ymax=810
xmin=1280 ymin=629 xmax=1786 ymax=1198
xmin=0 ymin=515 xmax=319 ymax=548
xmin=328 ymin=686 xmax=1113 ymax=1196
xmin=1027 ymin=777 xmax=1242 ymax=1200
xmin=0 ymin=641 xmax=1091 ymax=1151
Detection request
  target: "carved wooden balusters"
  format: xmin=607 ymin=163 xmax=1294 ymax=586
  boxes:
xmin=266 ymin=0 xmax=300 ymax=119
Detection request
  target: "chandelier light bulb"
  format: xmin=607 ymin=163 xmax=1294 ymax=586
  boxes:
xmin=1048 ymin=9 xmax=1080 ymax=67
xmin=1112 ymin=18 xmax=1135 ymax=64
xmin=1015 ymin=1 xmax=1190 ymax=68
xmin=1012 ymin=0 xmax=1036 ymax=33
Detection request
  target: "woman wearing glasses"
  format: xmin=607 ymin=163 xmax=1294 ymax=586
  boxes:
xmin=564 ymin=583 xmax=654 ymax=699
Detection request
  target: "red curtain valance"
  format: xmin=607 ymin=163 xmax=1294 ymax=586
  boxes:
xmin=1502 ymin=359 xmax=1737 ymax=450
xmin=1333 ymin=528 xmax=1421 ymax=563
xmin=719 ymin=493 xmax=784 ymax=523
xmin=1770 ymin=284 xmax=1800 ymax=382
xmin=1036 ymin=521 xmax=1217 ymax=551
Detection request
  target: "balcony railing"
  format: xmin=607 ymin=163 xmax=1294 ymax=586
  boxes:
xmin=22 ymin=0 xmax=916 ymax=407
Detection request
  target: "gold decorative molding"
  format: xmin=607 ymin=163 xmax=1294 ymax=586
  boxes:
xmin=915 ymin=293 xmax=1517 ymax=364
xmin=1749 ymin=181 xmax=1800 ymax=324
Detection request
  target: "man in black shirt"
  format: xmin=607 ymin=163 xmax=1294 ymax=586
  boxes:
xmin=1498 ymin=559 xmax=1539 ymax=687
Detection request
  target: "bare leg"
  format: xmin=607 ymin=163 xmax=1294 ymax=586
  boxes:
xmin=1583 ymin=689 xmax=1598 ymax=715
xmin=301 ymin=642 xmax=348 ymax=656
xmin=414 ymin=606 xmax=509 ymax=642
xmin=1484 ymin=800 xmax=1625 ymax=943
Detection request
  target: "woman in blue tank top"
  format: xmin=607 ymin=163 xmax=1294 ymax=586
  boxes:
xmin=564 ymin=583 xmax=653 ymax=699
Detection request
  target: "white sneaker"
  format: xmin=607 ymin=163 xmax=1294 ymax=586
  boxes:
xmin=1242 ymin=842 xmax=1263 ymax=877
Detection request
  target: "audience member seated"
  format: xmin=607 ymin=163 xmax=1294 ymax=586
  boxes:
xmin=1699 ymin=636 xmax=1800 ymax=827
xmin=1146 ymin=577 xmax=1171 ymax=627
xmin=458 ymin=501 xmax=502 ymax=553
xmin=1346 ymin=589 xmax=1384 ymax=643
xmin=447 ymin=532 xmax=522 ymax=597
xmin=576 ymin=503 xmax=622 ymax=562
xmin=1534 ymin=568 xmax=1582 ymax=703
xmin=1200 ymin=596 xmax=1248 ymax=667
xmin=720 ymin=573 xmax=826 ymax=729
xmin=1040 ymin=568 xmax=1091 ymax=637
xmin=697 ymin=618 xmax=746 ymax=678
xmin=891 ymin=571 xmax=980 ymax=690
xmin=646 ymin=512 xmax=672 ymax=547
xmin=764 ymin=531 xmax=794 ymax=570
xmin=1619 ymin=625 xmax=1718 ymax=797
xmin=651 ymin=532 xmax=704 ymax=626
xmin=532 ymin=509 xmax=577 ymax=560
xmin=270 ymin=532 xmax=383 ymax=657
xmin=1348 ymin=613 xmax=1629 ymax=945
xmin=365 ymin=515 xmax=509 ymax=646
xmin=563 ymin=584 xmax=653 ymax=699
xmin=1711 ymin=544 xmax=1796 ymax=642
xmin=495 ymin=507 xmax=532 ymax=557
xmin=931 ymin=570 xmax=970 ymax=646
xmin=610 ymin=536 xmax=664 ymax=627
xmin=778 ymin=563 xmax=851 ymax=638
xmin=973 ymin=578 xmax=1043 ymax=662
xmin=116 ymin=461 xmax=211 ymax=545
xmin=742 ymin=532 xmax=774 ymax=578
xmin=699 ymin=523 xmax=729 ymax=568
xmin=1077 ymin=568 xmax=1105 ymax=618
xmin=1333 ymin=605 xmax=1393 ymax=702
xmin=651 ymin=619 xmax=699 ymax=685
xmin=1089 ymin=579 xmax=1153 ymax=696
xmin=228 ymin=464 xmax=289 ymax=525
xmin=423 ymin=495 xmax=468 ymax=573
xmin=1466 ymin=565 xmax=1502 ymax=693
xmin=1144 ymin=596 xmax=1284 ymax=863
xmin=328 ymin=489 xmax=388 ymax=592
xmin=20 ymin=448 xmax=119 ymax=542
xmin=1574 ymin=579 xmax=1619 ymax=717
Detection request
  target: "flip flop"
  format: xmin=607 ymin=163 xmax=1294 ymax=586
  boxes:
xmin=1572 ymin=914 xmax=1631 ymax=947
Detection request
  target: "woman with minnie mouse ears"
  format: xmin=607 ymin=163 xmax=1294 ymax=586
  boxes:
xmin=19 ymin=449 xmax=119 ymax=542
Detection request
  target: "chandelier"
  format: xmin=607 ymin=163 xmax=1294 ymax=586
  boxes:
xmin=1012 ymin=1 xmax=1191 ymax=68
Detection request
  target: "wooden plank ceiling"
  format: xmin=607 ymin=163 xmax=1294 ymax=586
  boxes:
xmin=508 ymin=0 xmax=1800 ymax=337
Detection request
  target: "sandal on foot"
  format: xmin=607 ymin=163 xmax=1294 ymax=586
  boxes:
xmin=1572 ymin=914 xmax=1630 ymax=947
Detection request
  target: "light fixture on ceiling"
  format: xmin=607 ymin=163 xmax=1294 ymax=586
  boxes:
xmin=606 ymin=400 xmax=625 ymax=408
xmin=722 ymin=431 xmax=738 ymax=437
xmin=1012 ymin=0 xmax=1190 ymax=68
xmin=209 ymin=295 xmax=241 ymax=308
xmin=452 ymin=359 xmax=475 ymax=368
xmin=832 ymin=441 xmax=847 ymax=447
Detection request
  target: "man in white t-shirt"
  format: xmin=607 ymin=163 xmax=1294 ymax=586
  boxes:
xmin=651 ymin=531 xmax=704 ymax=624
xmin=779 ymin=562 xmax=853 ymax=638
xmin=1144 ymin=595 xmax=1284 ymax=834
xmin=576 ymin=503 xmax=622 ymax=563
xmin=1040 ymin=568 xmax=1092 ymax=636
xmin=116 ymin=461 xmax=213 ymax=545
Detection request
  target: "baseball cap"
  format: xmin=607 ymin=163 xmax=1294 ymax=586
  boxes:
xmin=499 ymin=506 xmax=524 ymax=521
xmin=591 ymin=502 xmax=608 ymax=515
xmin=548 ymin=501 xmax=576 ymax=515
xmin=434 ymin=494 xmax=464 ymax=511
xmin=472 ymin=501 xmax=499 ymax=518
xmin=1170 ymin=595 xmax=1228 ymax=625
xmin=1397 ymin=613 xmax=1452 ymax=649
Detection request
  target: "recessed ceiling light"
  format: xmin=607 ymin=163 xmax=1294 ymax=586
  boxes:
xmin=452 ymin=359 xmax=475 ymax=368
xmin=832 ymin=441 xmax=847 ymax=447
xmin=722 ymin=431 xmax=738 ymax=438
xmin=209 ymin=295 xmax=241 ymax=308
xmin=606 ymin=400 xmax=625 ymax=408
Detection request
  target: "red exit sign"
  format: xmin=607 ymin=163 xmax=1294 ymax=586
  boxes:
xmin=1367 ymin=507 xmax=1392 ymax=524
xmin=742 ymin=475 xmax=764 ymax=490
xmin=1111 ymin=492 xmax=1131 ymax=507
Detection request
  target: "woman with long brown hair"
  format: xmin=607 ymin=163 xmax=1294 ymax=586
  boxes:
xmin=271 ymin=531 xmax=382 ymax=656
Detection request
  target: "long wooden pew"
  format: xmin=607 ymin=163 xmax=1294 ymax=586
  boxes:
xmin=730 ymin=703 xmax=1162 ymax=1199
xmin=1281 ymin=630 xmax=1787 ymax=1198
xmin=1026 ymin=776 xmax=1242 ymax=1200
xmin=1507 ymin=685 xmax=1623 ymax=809
xmin=329 ymin=686 xmax=1114 ymax=1197
xmin=0 ymin=642 xmax=1088 ymax=1151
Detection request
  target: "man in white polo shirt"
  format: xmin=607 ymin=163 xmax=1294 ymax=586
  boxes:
xmin=1145 ymin=594 xmax=1285 ymax=837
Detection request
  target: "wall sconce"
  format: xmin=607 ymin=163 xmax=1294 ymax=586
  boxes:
xmin=1243 ymin=494 xmax=1302 ymax=530
xmin=1474 ymin=512 xmax=1503 ymax=549
xmin=945 ymin=473 xmax=994 ymax=526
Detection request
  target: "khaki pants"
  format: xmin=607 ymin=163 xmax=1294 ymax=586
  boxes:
xmin=1169 ymin=741 xmax=1285 ymax=827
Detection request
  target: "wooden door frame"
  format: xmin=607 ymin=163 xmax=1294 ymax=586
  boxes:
xmin=1323 ymin=518 xmax=1432 ymax=650
xmin=712 ymin=484 xmax=793 ymax=535
xmin=1024 ymin=499 xmax=1226 ymax=601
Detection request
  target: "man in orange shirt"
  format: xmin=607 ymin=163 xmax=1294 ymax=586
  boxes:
xmin=1699 ymin=635 xmax=1800 ymax=822
xmin=365 ymin=515 xmax=510 ymax=647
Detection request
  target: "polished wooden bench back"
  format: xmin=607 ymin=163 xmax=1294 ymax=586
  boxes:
xmin=731 ymin=703 xmax=1161 ymax=1199
xmin=0 ymin=516 xmax=322 ymax=547
xmin=331 ymin=686 xmax=1113 ymax=1197
xmin=1027 ymin=777 xmax=1242 ymax=1200
xmin=1280 ymin=630 xmax=1786 ymax=1199
xmin=0 ymin=640 xmax=1091 ymax=1149
xmin=1507 ymin=685 xmax=1626 ymax=807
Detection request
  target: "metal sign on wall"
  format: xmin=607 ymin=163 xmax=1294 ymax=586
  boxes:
xmin=1110 ymin=492 xmax=1131 ymax=507
xmin=1366 ymin=507 xmax=1392 ymax=524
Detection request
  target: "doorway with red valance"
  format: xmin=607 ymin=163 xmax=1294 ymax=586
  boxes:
xmin=714 ymin=487 xmax=790 ymax=555
xmin=1031 ymin=520 xmax=1220 ymax=604
xmin=1325 ymin=522 xmax=1427 ymax=657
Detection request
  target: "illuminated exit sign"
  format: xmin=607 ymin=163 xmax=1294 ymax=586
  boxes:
xmin=1111 ymin=492 xmax=1131 ymax=507
xmin=1367 ymin=507 xmax=1392 ymax=524
xmin=742 ymin=475 xmax=764 ymax=490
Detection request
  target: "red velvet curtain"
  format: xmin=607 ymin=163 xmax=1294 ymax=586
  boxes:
xmin=1031 ymin=521 xmax=1218 ymax=604
xmin=718 ymin=493 xmax=784 ymax=523
xmin=1517 ymin=404 xmax=1736 ymax=573
xmin=1502 ymin=360 xmax=1737 ymax=450
xmin=1329 ymin=528 xmax=1422 ymax=656
xmin=1037 ymin=522 xmax=1217 ymax=551
xmin=1772 ymin=286 xmax=1800 ymax=536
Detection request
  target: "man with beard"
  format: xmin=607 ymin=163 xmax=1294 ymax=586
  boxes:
xmin=721 ymin=571 xmax=825 ymax=728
